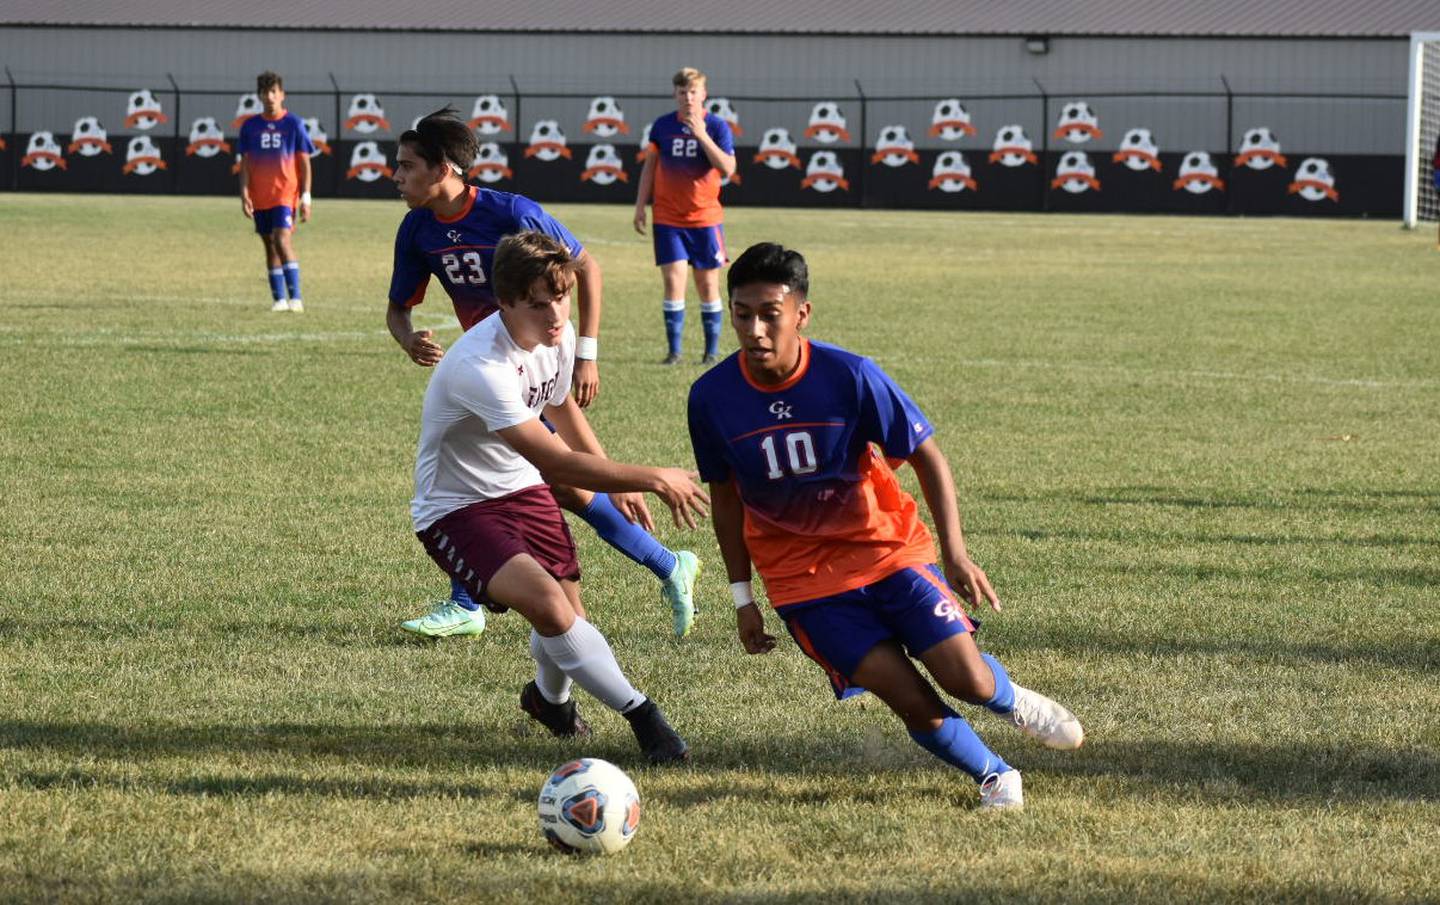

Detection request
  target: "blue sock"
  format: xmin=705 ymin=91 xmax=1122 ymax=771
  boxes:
xmin=577 ymin=493 xmax=678 ymax=580
xmin=449 ymin=575 xmax=480 ymax=611
xmin=282 ymin=261 xmax=301 ymax=300
xmin=981 ymin=653 xmax=1016 ymax=714
xmin=267 ymin=267 xmax=286 ymax=301
xmin=909 ymin=707 xmax=1011 ymax=782
xmin=662 ymin=302 xmax=685 ymax=356
xmin=700 ymin=300 xmax=723 ymax=357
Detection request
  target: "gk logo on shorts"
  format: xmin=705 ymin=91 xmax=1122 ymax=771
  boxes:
xmin=933 ymin=599 xmax=964 ymax=623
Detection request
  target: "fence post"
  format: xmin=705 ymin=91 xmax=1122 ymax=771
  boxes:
xmin=508 ymin=74 xmax=521 ymax=158
xmin=5 ymin=67 xmax=16 ymax=191
xmin=1220 ymin=74 xmax=1235 ymax=214
xmin=853 ymin=79 xmax=867 ymax=208
xmin=328 ymin=72 xmax=342 ymax=197
xmin=1034 ymin=78 xmax=1049 ymax=212
xmin=166 ymin=73 xmax=181 ymax=192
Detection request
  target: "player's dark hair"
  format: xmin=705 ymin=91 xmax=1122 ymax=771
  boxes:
xmin=256 ymin=71 xmax=283 ymax=93
xmin=400 ymin=107 xmax=478 ymax=177
xmin=494 ymin=231 xmax=581 ymax=305
xmin=727 ymin=242 xmax=809 ymax=300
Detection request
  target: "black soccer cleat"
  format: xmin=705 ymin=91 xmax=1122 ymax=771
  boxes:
xmin=623 ymin=698 xmax=690 ymax=765
xmin=520 ymin=681 xmax=592 ymax=738
xmin=661 ymin=352 xmax=682 ymax=365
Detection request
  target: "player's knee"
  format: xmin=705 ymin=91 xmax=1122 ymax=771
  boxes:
xmin=528 ymin=594 xmax=577 ymax=636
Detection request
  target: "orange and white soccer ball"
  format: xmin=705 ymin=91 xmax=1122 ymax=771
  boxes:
xmin=537 ymin=758 xmax=640 ymax=854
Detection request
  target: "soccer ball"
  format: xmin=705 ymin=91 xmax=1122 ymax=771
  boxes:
xmin=537 ymin=758 xmax=641 ymax=854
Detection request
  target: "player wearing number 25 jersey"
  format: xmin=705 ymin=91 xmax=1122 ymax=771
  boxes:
xmin=389 ymin=186 xmax=583 ymax=331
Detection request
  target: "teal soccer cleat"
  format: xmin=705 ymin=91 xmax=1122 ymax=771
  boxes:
xmin=660 ymin=551 xmax=701 ymax=639
xmin=400 ymin=601 xmax=487 ymax=638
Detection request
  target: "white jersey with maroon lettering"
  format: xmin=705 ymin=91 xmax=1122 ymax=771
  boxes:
xmin=410 ymin=315 xmax=574 ymax=531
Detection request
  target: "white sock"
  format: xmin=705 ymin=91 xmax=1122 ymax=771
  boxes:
xmin=529 ymin=629 xmax=573 ymax=704
xmin=538 ymin=618 xmax=645 ymax=714
xmin=662 ymin=299 xmax=686 ymax=312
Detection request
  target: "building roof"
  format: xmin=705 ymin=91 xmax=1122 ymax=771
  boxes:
xmin=4 ymin=0 xmax=1439 ymax=38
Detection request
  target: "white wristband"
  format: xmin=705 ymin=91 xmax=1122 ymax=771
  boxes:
xmin=576 ymin=336 xmax=598 ymax=361
xmin=730 ymin=581 xmax=755 ymax=609
xmin=300 ymin=191 xmax=312 ymax=206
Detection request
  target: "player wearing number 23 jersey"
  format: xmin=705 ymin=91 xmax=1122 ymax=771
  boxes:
xmin=686 ymin=336 xmax=936 ymax=606
xmin=389 ymin=185 xmax=584 ymax=330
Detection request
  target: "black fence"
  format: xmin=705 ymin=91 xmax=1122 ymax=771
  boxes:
xmin=0 ymin=72 xmax=1407 ymax=217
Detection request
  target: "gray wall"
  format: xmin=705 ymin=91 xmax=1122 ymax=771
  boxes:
xmin=0 ymin=26 xmax=1410 ymax=155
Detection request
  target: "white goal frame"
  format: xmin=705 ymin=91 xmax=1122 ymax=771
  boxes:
xmin=1403 ymin=31 xmax=1440 ymax=228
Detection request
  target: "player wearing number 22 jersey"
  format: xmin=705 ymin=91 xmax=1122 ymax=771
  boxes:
xmin=389 ymin=186 xmax=583 ymax=330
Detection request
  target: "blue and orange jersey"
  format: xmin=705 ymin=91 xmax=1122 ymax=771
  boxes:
xmin=687 ymin=339 xmax=938 ymax=606
xmin=646 ymin=111 xmax=733 ymax=228
xmin=388 ymin=186 xmax=584 ymax=331
xmin=237 ymin=110 xmax=315 ymax=210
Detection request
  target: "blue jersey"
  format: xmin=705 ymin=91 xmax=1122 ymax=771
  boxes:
xmin=237 ymin=111 xmax=315 ymax=210
xmin=389 ymin=186 xmax=584 ymax=330
xmin=687 ymin=339 xmax=937 ymax=605
xmin=647 ymin=112 xmax=733 ymax=228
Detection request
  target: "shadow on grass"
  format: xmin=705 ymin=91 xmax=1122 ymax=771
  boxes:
xmin=995 ymin=622 xmax=1440 ymax=677
xmin=3 ymin=719 xmax=1436 ymax=807
xmin=0 ymin=864 xmax=1418 ymax=905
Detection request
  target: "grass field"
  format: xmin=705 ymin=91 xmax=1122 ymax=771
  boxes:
xmin=1 ymin=193 xmax=1438 ymax=904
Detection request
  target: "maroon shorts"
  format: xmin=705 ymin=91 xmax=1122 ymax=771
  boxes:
xmin=416 ymin=486 xmax=581 ymax=611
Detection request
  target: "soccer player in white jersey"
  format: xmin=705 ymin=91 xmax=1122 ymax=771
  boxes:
xmin=410 ymin=229 xmax=705 ymax=762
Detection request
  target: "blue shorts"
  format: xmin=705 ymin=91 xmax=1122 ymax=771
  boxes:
xmin=653 ymin=223 xmax=727 ymax=269
xmin=777 ymin=565 xmax=977 ymax=700
xmin=254 ymin=205 xmax=294 ymax=235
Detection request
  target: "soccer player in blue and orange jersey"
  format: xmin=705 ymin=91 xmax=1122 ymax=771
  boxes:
xmin=238 ymin=71 xmax=315 ymax=312
xmin=632 ymin=68 xmax=736 ymax=365
xmin=387 ymin=108 xmax=701 ymax=640
xmin=688 ymin=242 xmax=1085 ymax=810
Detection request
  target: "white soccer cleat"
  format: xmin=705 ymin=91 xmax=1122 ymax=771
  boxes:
xmin=287 ymin=298 xmax=304 ymax=312
xmin=1006 ymin=685 xmax=1085 ymax=750
xmin=270 ymin=299 xmax=289 ymax=312
xmin=979 ymin=769 xmax=1023 ymax=809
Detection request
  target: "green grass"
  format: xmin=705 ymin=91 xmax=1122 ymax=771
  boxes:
xmin=1 ymin=193 xmax=1437 ymax=903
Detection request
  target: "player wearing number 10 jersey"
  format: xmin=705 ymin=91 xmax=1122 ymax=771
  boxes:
xmin=687 ymin=242 xmax=1084 ymax=810
xmin=386 ymin=108 xmax=701 ymax=642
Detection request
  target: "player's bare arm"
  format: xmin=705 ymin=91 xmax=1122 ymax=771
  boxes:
xmin=542 ymin=396 xmax=654 ymax=532
xmin=572 ymin=250 xmax=602 ymax=408
xmin=497 ymin=418 xmax=709 ymax=529
xmin=386 ymin=300 xmax=445 ymax=366
xmin=238 ymin=158 xmax=254 ymax=218
xmin=709 ymin=480 xmax=776 ymax=654
xmin=632 ymin=153 xmax=656 ymax=234
xmin=297 ymin=153 xmax=312 ymax=222
xmin=908 ymin=437 xmax=1001 ymax=612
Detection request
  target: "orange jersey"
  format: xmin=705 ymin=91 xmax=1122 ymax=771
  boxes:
xmin=687 ymin=339 xmax=940 ymax=606
xmin=238 ymin=111 xmax=314 ymax=210
xmin=647 ymin=112 xmax=733 ymax=228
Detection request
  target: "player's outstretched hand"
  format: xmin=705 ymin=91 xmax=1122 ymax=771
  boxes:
xmin=609 ymin=491 xmax=655 ymax=533
xmin=945 ymin=554 xmax=1001 ymax=613
xmin=572 ymin=359 xmax=600 ymax=408
xmin=736 ymin=604 xmax=776 ymax=655
xmin=650 ymin=468 xmax=709 ymax=529
xmin=403 ymin=329 xmax=445 ymax=367
xmin=632 ymin=209 xmax=647 ymax=235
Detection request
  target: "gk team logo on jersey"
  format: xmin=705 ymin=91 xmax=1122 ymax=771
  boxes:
xmin=769 ymin=401 xmax=793 ymax=421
